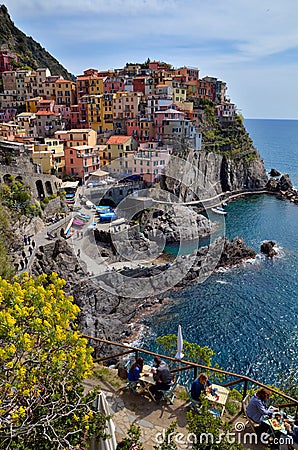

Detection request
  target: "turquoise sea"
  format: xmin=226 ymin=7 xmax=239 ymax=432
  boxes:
xmin=142 ymin=119 xmax=298 ymax=385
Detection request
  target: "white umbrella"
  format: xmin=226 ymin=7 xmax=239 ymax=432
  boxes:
xmin=90 ymin=391 xmax=117 ymax=450
xmin=175 ymin=325 xmax=184 ymax=359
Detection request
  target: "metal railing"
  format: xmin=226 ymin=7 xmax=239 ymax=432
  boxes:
xmin=83 ymin=335 xmax=298 ymax=409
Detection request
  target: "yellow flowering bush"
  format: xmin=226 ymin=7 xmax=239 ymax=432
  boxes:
xmin=0 ymin=273 xmax=107 ymax=449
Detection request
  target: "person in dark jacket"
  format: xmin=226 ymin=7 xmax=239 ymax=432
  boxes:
xmin=128 ymin=358 xmax=144 ymax=382
xmin=191 ymin=373 xmax=212 ymax=402
xmin=149 ymin=356 xmax=173 ymax=400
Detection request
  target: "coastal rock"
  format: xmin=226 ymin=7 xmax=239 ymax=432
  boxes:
xmin=29 ymin=234 xmax=257 ymax=357
xmin=278 ymin=174 xmax=293 ymax=191
xmin=269 ymin=168 xmax=281 ymax=177
xmin=260 ymin=240 xmax=277 ymax=258
xmin=266 ymin=178 xmax=279 ymax=191
xmin=217 ymin=237 xmax=256 ymax=267
xmin=142 ymin=204 xmax=213 ymax=243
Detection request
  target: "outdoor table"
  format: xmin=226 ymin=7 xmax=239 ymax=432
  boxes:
xmin=139 ymin=367 xmax=156 ymax=400
xmin=206 ymin=383 xmax=229 ymax=416
xmin=262 ymin=411 xmax=291 ymax=440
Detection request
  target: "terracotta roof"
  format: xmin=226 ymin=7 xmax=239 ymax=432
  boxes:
xmin=107 ymin=135 xmax=131 ymax=145
xmin=36 ymin=111 xmax=60 ymax=116
xmin=55 ymin=79 xmax=72 ymax=84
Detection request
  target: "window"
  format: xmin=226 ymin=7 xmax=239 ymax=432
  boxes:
xmin=70 ymin=158 xmax=73 ymax=164
xmin=70 ymin=150 xmax=73 ymax=155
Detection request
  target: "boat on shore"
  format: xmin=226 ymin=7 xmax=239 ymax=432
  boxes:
xmin=211 ymin=206 xmax=227 ymax=215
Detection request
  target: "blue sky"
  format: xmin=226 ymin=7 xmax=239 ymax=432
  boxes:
xmin=3 ymin=0 xmax=298 ymax=119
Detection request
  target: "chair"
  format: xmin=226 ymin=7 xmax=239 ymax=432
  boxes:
xmin=122 ymin=360 xmax=140 ymax=393
xmin=242 ymin=395 xmax=260 ymax=434
xmin=185 ymin=378 xmax=201 ymax=413
xmin=125 ymin=380 xmax=140 ymax=393
xmin=159 ymin=375 xmax=181 ymax=405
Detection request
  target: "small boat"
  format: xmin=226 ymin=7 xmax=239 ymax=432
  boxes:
xmin=211 ymin=207 xmax=227 ymax=215
xmin=87 ymin=222 xmax=97 ymax=231
xmin=75 ymin=214 xmax=88 ymax=223
xmin=99 ymin=212 xmax=118 ymax=222
xmin=73 ymin=218 xmax=85 ymax=227
xmin=77 ymin=212 xmax=91 ymax=220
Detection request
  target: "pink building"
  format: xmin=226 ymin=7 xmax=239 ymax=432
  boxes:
xmin=64 ymin=145 xmax=100 ymax=182
xmin=0 ymin=48 xmax=18 ymax=73
xmin=153 ymin=107 xmax=183 ymax=140
xmin=131 ymin=142 xmax=171 ymax=183
xmin=103 ymin=77 xmax=124 ymax=93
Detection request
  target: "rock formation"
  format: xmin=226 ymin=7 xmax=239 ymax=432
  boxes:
xmin=267 ymin=174 xmax=298 ymax=204
xmin=141 ymin=204 xmax=213 ymax=243
xmin=260 ymin=240 xmax=277 ymax=258
xmin=162 ymin=151 xmax=268 ymax=203
xmin=30 ymin=236 xmax=257 ymax=356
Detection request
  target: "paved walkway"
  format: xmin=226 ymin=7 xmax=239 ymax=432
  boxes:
xmin=84 ymin=370 xmax=263 ymax=450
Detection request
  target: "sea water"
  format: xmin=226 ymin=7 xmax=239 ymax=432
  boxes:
xmin=142 ymin=119 xmax=298 ymax=385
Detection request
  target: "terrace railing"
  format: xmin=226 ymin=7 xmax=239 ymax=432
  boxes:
xmin=83 ymin=335 xmax=298 ymax=410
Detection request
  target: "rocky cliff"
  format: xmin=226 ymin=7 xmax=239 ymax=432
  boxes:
xmin=162 ymin=150 xmax=268 ymax=203
xmin=0 ymin=4 xmax=73 ymax=79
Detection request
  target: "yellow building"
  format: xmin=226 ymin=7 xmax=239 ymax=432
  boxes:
xmin=173 ymin=86 xmax=187 ymax=103
xmin=89 ymin=76 xmax=104 ymax=95
xmin=101 ymin=135 xmax=136 ymax=167
xmin=55 ymin=79 xmax=77 ymax=106
xmin=25 ymin=96 xmax=43 ymax=113
xmin=32 ymin=138 xmax=65 ymax=174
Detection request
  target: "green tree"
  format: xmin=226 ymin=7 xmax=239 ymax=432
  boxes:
xmin=0 ymin=273 xmax=108 ymax=449
xmin=156 ymin=334 xmax=215 ymax=367
xmin=0 ymin=177 xmax=40 ymax=217
xmin=116 ymin=423 xmax=144 ymax=449
xmin=186 ymin=400 xmax=244 ymax=449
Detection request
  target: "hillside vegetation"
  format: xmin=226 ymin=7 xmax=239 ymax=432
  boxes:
xmin=0 ymin=4 xmax=73 ymax=80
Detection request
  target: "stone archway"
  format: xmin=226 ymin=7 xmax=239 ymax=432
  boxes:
xmin=3 ymin=173 xmax=13 ymax=184
xmin=15 ymin=175 xmax=23 ymax=183
xmin=36 ymin=179 xmax=45 ymax=199
xmin=45 ymin=181 xmax=53 ymax=195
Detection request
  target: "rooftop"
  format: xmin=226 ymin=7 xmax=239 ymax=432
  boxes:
xmin=107 ymin=135 xmax=132 ymax=145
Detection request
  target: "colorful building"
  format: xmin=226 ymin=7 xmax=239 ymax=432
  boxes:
xmin=64 ymin=144 xmax=100 ymax=182
xmin=132 ymin=142 xmax=171 ymax=183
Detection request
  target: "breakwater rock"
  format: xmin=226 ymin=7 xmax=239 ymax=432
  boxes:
xmin=267 ymin=174 xmax=298 ymax=204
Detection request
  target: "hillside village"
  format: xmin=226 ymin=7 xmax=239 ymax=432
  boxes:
xmin=0 ymin=45 xmax=237 ymax=184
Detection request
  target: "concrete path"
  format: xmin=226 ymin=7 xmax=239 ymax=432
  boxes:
xmin=84 ymin=370 xmax=265 ymax=450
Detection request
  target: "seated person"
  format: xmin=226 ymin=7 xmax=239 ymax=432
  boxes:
xmin=128 ymin=357 xmax=144 ymax=382
xmin=278 ymin=423 xmax=298 ymax=450
xmin=191 ymin=373 xmax=218 ymax=402
xmin=149 ymin=356 xmax=173 ymax=400
xmin=246 ymin=388 xmax=279 ymax=437
xmin=246 ymin=388 xmax=278 ymax=424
